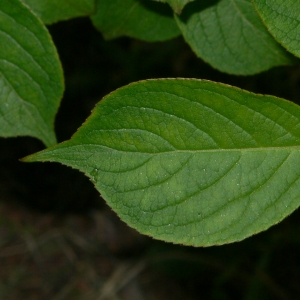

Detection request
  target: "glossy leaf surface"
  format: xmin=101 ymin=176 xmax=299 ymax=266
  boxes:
xmin=22 ymin=0 xmax=95 ymax=24
xmin=176 ymin=0 xmax=292 ymax=75
xmin=153 ymin=0 xmax=194 ymax=13
xmin=253 ymin=0 xmax=300 ymax=58
xmin=91 ymin=0 xmax=180 ymax=41
xmin=24 ymin=79 xmax=300 ymax=246
xmin=0 ymin=0 xmax=64 ymax=146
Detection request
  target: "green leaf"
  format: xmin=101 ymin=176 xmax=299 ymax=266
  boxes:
xmin=152 ymin=0 xmax=194 ymax=14
xmin=253 ymin=0 xmax=300 ymax=58
xmin=176 ymin=0 xmax=292 ymax=75
xmin=91 ymin=0 xmax=180 ymax=42
xmin=23 ymin=79 xmax=300 ymax=247
xmin=0 ymin=0 xmax=64 ymax=146
xmin=21 ymin=0 xmax=95 ymax=24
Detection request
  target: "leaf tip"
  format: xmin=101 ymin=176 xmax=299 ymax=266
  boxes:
xmin=20 ymin=152 xmax=42 ymax=163
xmin=20 ymin=147 xmax=54 ymax=163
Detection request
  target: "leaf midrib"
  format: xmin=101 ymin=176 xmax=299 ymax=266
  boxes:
xmin=57 ymin=143 xmax=300 ymax=155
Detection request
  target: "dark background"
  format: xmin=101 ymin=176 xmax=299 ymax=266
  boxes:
xmin=1 ymin=17 xmax=300 ymax=300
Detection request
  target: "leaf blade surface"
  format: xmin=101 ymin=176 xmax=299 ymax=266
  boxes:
xmin=24 ymin=79 xmax=300 ymax=246
xmin=91 ymin=0 xmax=180 ymax=41
xmin=0 ymin=0 xmax=64 ymax=146
xmin=21 ymin=0 xmax=95 ymax=24
xmin=176 ymin=0 xmax=292 ymax=75
xmin=253 ymin=0 xmax=300 ymax=58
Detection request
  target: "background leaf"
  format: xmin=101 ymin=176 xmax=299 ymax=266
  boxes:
xmin=152 ymin=0 xmax=194 ymax=14
xmin=21 ymin=0 xmax=95 ymax=24
xmin=0 ymin=0 xmax=64 ymax=146
xmin=91 ymin=0 xmax=180 ymax=42
xmin=24 ymin=79 xmax=300 ymax=246
xmin=176 ymin=0 xmax=292 ymax=75
xmin=253 ymin=0 xmax=300 ymax=58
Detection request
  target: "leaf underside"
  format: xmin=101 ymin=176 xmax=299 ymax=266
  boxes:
xmin=91 ymin=0 xmax=180 ymax=42
xmin=24 ymin=79 xmax=300 ymax=246
xmin=253 ymin=0 xmax=300 ymax=58
xmin=21 ymin=0 xmax=95 ymax=24
xmin=176 ymin=0 xmax=292 ymax=75
xmin=0 ymin=0 xmax=64 ymax=146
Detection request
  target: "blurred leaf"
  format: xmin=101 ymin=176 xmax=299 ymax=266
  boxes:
xmin=21 ymin=0 xmax=95 ymax=24
xmin=152 ymin=0 xmax=194 ymax=14
xmin=91 ymin=0 xmax=180 ymax=41
xmin=176 ymin=0 xmax=292 ymax=75
xmin=253 ymin=0 xmax=300 ymax=58
xmin=0 ymin=0 xmax=64 ymax=146
xmin=24 ymin=79 xmax=300 ymax=246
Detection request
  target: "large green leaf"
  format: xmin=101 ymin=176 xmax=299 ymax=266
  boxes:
xmin=21 ymin=0 xmax=95 ymax=24
xmin=91 ymin=0 xmax=180 ymax=41
xmin=0 ymin=0 xmax=64 ymax=146
xmin=152 ymin=0 xmax=194 ymax=14
xmin=253 ymin=0 xmax=300 ymax=58
xmin=176 ymin=0 xmax=292 ymax=75
xmin=24 ymin=79 xmax=300 ymax=247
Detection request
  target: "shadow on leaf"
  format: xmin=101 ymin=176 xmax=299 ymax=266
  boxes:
xmin=179 ymin=0 xmax=220 ymax=23
xmin=139 ymin=0 xmax=175 ymax=18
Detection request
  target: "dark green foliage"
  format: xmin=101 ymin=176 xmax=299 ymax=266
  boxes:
xmin=1 ymin=0 xmax=300 ymax=249
xmin=1 ymin=7 xmax=300 ymax=297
